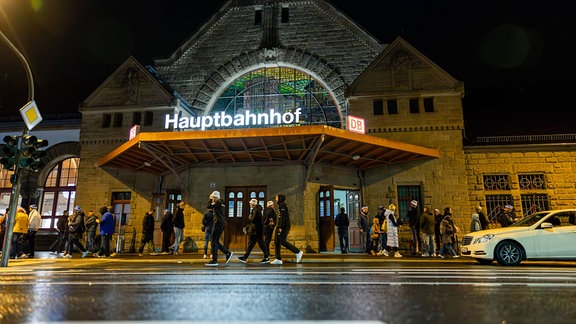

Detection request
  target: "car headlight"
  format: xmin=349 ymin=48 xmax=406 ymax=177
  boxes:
xmin=473 ymin=234 xmax=494 ymax=244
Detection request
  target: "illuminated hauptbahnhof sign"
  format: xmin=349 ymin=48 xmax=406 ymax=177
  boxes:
xmin=165 ymin=108 xmax=303 ymax=130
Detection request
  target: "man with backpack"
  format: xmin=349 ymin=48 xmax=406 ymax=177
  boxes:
xmin=64 ymin=206 xmax=90 ymax=258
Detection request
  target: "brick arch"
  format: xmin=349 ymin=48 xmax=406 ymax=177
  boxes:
xmin=36 ymin=141 xmax=80 ymax=187
xmin=191 ymin=48 xmax=348 ymax=126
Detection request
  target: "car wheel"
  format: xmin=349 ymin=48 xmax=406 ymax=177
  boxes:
xmin=495 ymin=241 xmax=523 ymax=266
xmin=475 ymin=258 xmax=493 ymax=265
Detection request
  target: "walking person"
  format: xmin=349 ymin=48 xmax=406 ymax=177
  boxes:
xmin=439 ymin=212 xmax=459 ymax=258
xmin=49 ymin=210 xmax=69 ymax=254
xmin=84 ymin=210 xmax=99 ymax=253
xmin=358 ymin=206 xmax=371 ymax=254
xmin=160 ymin=208 xmax=174 ymax=255
xmin=263 ymin=200 xmax=276 ymax=256
xmin=170 ymin=201 xmax=185 ymax=255
xmin=385 ymin=204 xmax=403 ymax=257
xmin=9 ymin=207 xmax=29 ymax=259
xmin=237 ymin=199 xmax=270 ymax=264
xmin=270 ymin=194 xmax=303 ymax=265
xmin=376 ymin=206 xmax=388 ymax=255
xmin=334 ymin=207 xmax=349 ymax=254
xmin=407 ymin=200 xmax=421 ymax=255
xmin=137 ymin=210 xmax=157 ymax=256
xmin=95 ymin=206 xmax=115 ymax=258
xmin=205 ymin=191 xmax=233 ymax=266
xmin=433 ymin=208 xmax=443 ymax=255
xmin=65 ymin=206 xmax=90 ymax=258
xmin=26 ymin=204 xmax=41 ymax=258
xmin=419 ymin=205 xmax=436 ymax=257
xmin=201 ymin=208 xmax=213 ymax=259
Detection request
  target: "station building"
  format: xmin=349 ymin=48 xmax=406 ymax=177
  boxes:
xmin=2 ymin=0 xmax=575 ymax=253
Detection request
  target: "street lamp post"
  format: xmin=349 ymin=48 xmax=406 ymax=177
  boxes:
xmin=0 ymin=28 xmax=35 ymax=267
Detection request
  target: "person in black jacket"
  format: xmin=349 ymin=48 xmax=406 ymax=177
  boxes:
xmin=49 ymin=210 xmax=69 ymax=254
xmin=205 ymin=190 xmax=233 ymax=266
xmin=237 ymin=199 xmax=270 ymax=264
xmin=169 ymin=202 xmax=186 ymax=255
xmin=263 ymin=200 xmax=277 ymax=257
xmin=270 ymin=194 xmax=303 ymax=265
xmin=334 ymin=207 xmax=349 ymax=254
xmin=160 ymin=209 xmax=174 ymax=255
xmin=138 ymin=210 xmax=157 ymax=256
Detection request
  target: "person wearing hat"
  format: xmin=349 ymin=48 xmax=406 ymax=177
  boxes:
xmin=357 ymin=206 xmax=371 ymax=254
xmin=407 ymin=200 xmax=421 ymax=256
xmin=160 ymin=208 xmax=174 ymax=255
xmin=65 ymin=206 xmax=90 ymax=258
xmin=384 ymin=204 xmax=403 ymax=257
xmin=497 ymin=204 xmax=516 ymax=228
xmin=433 ymin=208 xmax=443 ymax=254
xmin=263 ymin=200 xmax=277 ymax=255
xmin=26 ymin=204 xmax=41 ymax=258
xmin=237 ymin=199 xmax=270 ymax=264
xmin=205 ymin=190 xmax=233 ymax=266
xmin=169 ymin=201 xmax=186 ymax=255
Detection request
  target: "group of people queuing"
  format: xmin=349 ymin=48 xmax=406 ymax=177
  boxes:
xmin=0 ymin=205 xmax=40 ymax=259
xmin=158 ymin=201 xmax=186 ymax=256
xmin=335 ymin=199 xmax=498 ymax=259
xmin=201 ymin=191 xmax=303 ymax=266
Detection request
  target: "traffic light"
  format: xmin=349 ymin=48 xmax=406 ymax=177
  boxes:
xmin=19 ymin=135 xmax=49 ymax=171
xmin=0 ymin=135 xmax=18 ymax=171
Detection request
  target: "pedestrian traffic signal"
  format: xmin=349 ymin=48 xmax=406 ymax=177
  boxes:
xmin=19 ymin=135 xmax=49 ymax=171
xmin=0 ymin=135 xmax=18 ymax=171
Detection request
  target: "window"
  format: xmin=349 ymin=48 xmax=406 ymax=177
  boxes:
xmin=409 ymin=99 xmax=419 ymax=113
xmin=111 ymin=192 xmax=131 ymax=229
xmin=165 ymin=189 xmax=181 ymax=214
xmin=214 ymin=66 xmax=341 ymax=128
xmin=113 ymin=113 xmax=123 ymax=127
xmin=281 ymin=6 xmax=289 ymax=23
xmin=41 ymin=158 xmax=80 ymax=229
xmin=0 ymin=167 xmax=17 ymax=213
xmin=144 ymin=111 xmax=154 ymax=126
xmin=254 ymin=8 xmax=262 ymax=25
xmin=228 ymin=191 xmax=243 ymax=218
xmin=132 ymin=112 xmax=142 ymax=126
xmin=483 ymin=174 xmax=511 ymax=191
xmin=518 ymin=174 xmax=546 ymax=190
xmin=423 ymin=98 xmax=434 ymax=112
xmin=397 ymin=185 xmax=422 ymax=221
xmin=520 ymin=194 xmax=549 ymax=215
xmin=102 ymin=114 xmax=111 ymax=128
xmin=387 ymin=99 xmax=398 ymax=114
xmin=485 ymin=194 xmax=513 ymax=222
xmin=373 ymin=99 xmax=383 ymax=115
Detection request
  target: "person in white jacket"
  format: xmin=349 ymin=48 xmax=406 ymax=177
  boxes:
xmin=384 ymin=204 xmax=403 ymax=258
xmin=26 ymin=204 xmax=41 ymax=258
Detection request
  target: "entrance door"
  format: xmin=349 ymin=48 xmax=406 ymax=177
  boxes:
xmin=319 ymin=185 xmax=335 ymax=252
xmin=224 ymin=186 xmax=267 ymax=251
xmin=347 ymin=190 xmax=362 ymax=252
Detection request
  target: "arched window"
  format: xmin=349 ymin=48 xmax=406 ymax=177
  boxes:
xmin=0 ymin=168 xmax=17 ymax=214
xmin=40 ymin=158 xmax=80 ymax=229
xmin=213 ymin=66 xmax=341 ymax=128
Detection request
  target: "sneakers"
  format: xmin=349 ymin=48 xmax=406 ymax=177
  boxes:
xmin=64 ymin=254 xmax=72 ymax=258
xmin=439 ymin=255 xmax=446 ymax=259
xmin=225 ymin=252 xmax=233 ymax=264
xmin=82 ymin=251 xmax=90 ymax=258
xmin=18 ymin=254 xmax=28 ymax=259
xmin=203 ymin=254 xmax=208 ymax=259
xmin=237 ymin=256 xmax=247 ymax=263
xmin=394 ymin=252 xmax=403 ymax=258
xmin=138 ymin=253 xmax=143 ymax=256
xmin=162 ymin=252 xmax=170 ymax=255
xmin=260 ymin=258 xmax=270 ymax=264
xmin=296 ymin=251 xmax=304 ymax=263
xmin=422 ymin=252 xmax=430 ymax=257
xmin=150 ymin=252 xmax=157 ymax=256
xmin=270 ymin=259 xmax=283 ymax=265
xmin=378 ymin=250 xmax=389 ymax=256
xmin=205 ymin=260 xmax=219 ymax=266
xmin=173 ymin=251 xmax=179 ymax=256
xmin=453 ymin=255 xmax=460 ymax=259
xmin=371 ymin=250 xmax=376 ymax=255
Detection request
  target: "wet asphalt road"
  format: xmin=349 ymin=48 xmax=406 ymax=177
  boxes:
xmin=1 ymin=252 xmax=576 ymax=323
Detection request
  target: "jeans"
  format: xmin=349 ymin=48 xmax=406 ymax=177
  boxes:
xmin=138 ymin=235 xmax=155 ymax=254
xmin=49 ymin=231 xmax=67 ymax=253
xmin=421 ymin=232 xmax=435 ymax=255
xmin=211 ymin=223 xmax=230 ymax=262
xmin=410 ymin=226 xmax=420 ymax=254
xmin=203 ymin=228 xmax=212 ymax=255
xmin=27 ymin=230 xmax=37 ymax=256
xmin=274 ymin=227 xmax=300 ymax=260
xmin=439 ymin=243 xmax=457 ymax=257
xmin=161 ymin=230 xmax=173 ymax=253
xmin=171 ymin=227 xmax=183 ymax=253
xmin=244 ymin=233 xmax=269 ymax=259
xmin=85 ymin=230 xmax=97 ymax=252
xmin=264 ymin=226 xmax=275 ymax=255
xmin=337 ymin=227 xmax=349 ymax=252
xmin=99 ymin=233 xmax=113 ymax=257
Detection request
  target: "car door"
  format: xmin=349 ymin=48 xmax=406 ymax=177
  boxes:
xmin=533 ymin=212 xmax=576 ymax=258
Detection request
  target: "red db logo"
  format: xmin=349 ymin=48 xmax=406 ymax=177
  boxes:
xmin=347 ymin=116 xmax=365 ymax=134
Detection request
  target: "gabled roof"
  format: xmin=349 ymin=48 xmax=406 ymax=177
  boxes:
xmin=97 ymin=125 xmax=440 ymax=178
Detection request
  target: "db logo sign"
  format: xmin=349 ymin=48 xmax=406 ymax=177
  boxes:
xmin=347 ymin=116 xmax=365 ymax=134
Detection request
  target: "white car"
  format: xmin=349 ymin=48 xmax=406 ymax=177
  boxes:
xmin=460 ymin=209 xmax=576 ymax=266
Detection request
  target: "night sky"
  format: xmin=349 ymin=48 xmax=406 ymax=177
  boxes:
xmin=0 ymin=0 xmax=574 ymax=136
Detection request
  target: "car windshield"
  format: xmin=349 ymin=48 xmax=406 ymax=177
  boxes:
xmin=510 ymin=211 xmax=551 ymax=227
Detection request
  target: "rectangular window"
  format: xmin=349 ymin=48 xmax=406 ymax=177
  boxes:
xmin=113 ymin=113 xmax=123 ymax=127
xmin=111 ymin=191 xmax=131 ymax=227
xmin=281 ymin=6 xmax=289 ymax=23
xmin=102 ymin=114 xmax=111 ymax=128
xmin=485 ymin=194 xmax=513 ymax=222
xmin=373 ymin=99 xmax=383 ymax=115
xmin=255 ymin=8 xmax=262 ymax=25
xmin=483 ymin=174 xmax=511 ymax=191
xmin=132 ymin=112 xmax=142 ymax=126
xmin=387 ymin=99 xmax=398 ymax=114
xmin=518 ymin=174 xmax=546 ymax=190
xmin=409 ymin=99 xmax=419 ymax=113
xmin=396 ymin=185 xmax=422 ymax=222
xmin=520 ymin=194 xmax=549 ymax=215
xmin=144 ymin=111 xmax=154 ymax=126
xmin=423 ymin=98 xmax=434 ymax=112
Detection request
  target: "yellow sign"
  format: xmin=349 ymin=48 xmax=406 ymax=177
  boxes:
xmin=20 ymin=100 xmax=43 ymax=130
